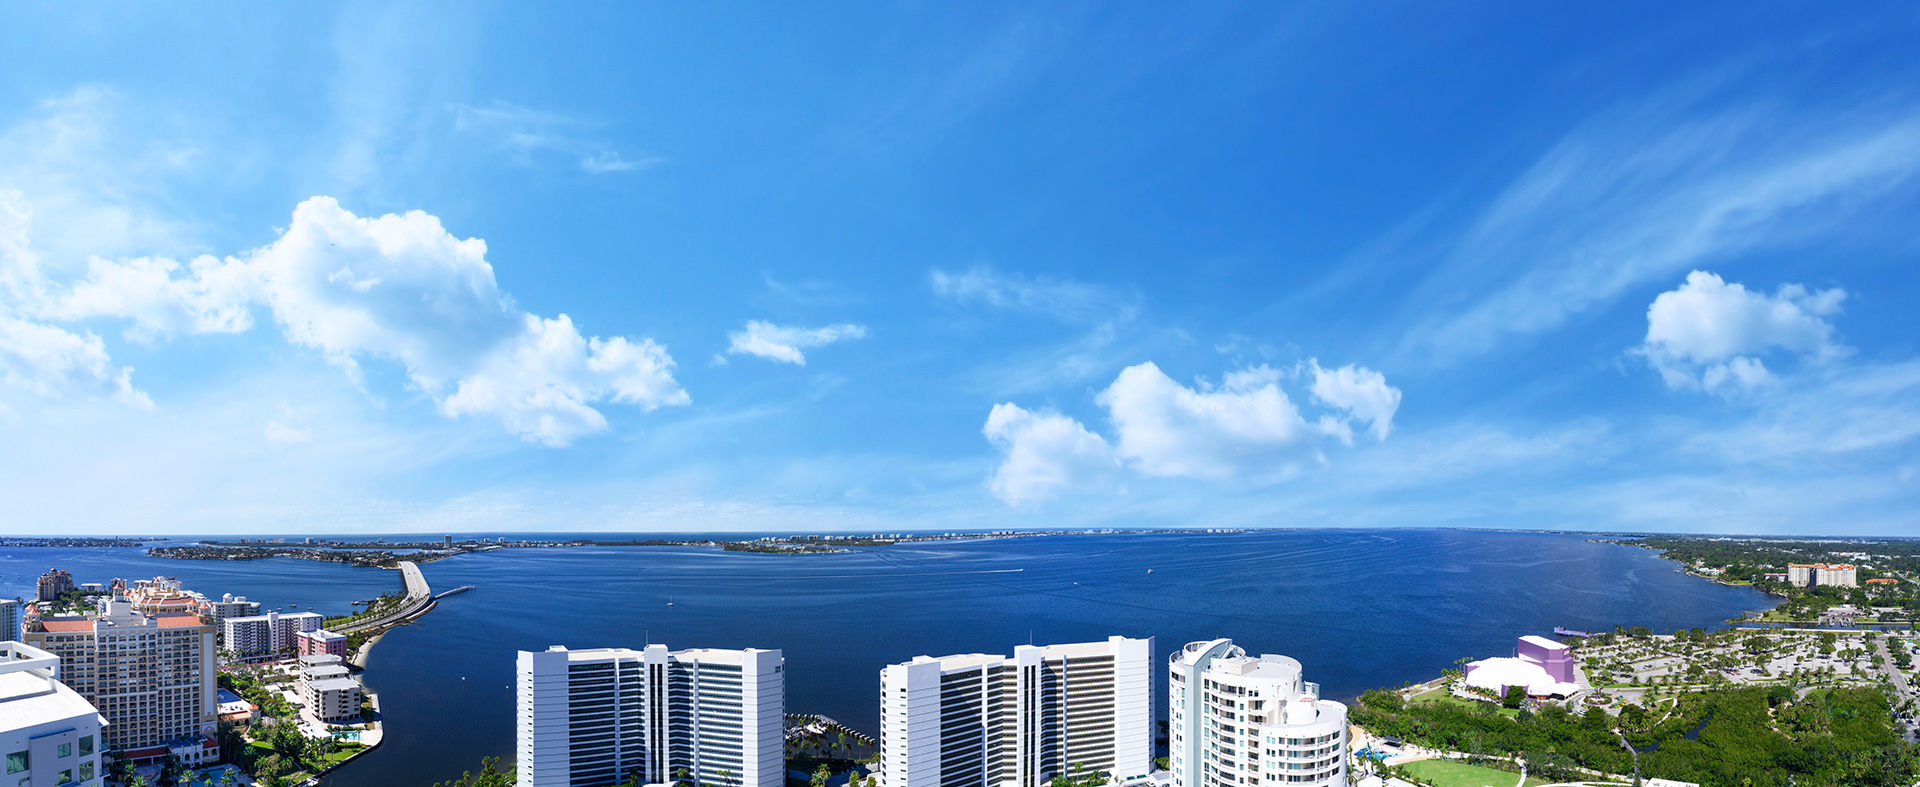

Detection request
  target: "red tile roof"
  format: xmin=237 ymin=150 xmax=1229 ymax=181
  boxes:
xmin=39 ymin=620 xmax=95 ymax=632
xmin=157 ymin=615 xmax=204 ymax=628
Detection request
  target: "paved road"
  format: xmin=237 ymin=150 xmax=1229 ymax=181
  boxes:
xmin=334 ymin=561 xmax=433 ymax=634
xmin=1872 ymin=637 xmax=1916 ymax=744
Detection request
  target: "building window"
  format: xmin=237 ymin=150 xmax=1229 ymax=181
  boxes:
xmin=57 ymin=743 xmax=71 ymax=758
xmin=79 ymin=763 xmax=94 ymax=782
xmin=57 ymin=771 xmax=73 ymax=786
xmin=4 ymin=753 xmax=24 ymax=774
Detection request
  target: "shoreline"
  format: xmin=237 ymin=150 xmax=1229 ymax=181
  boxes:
xmin=351 ymin=630 xmax=385 ymax=669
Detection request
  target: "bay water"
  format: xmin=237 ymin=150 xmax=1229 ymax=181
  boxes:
xmin=0 ymin=529 xmax=1775 ymax=787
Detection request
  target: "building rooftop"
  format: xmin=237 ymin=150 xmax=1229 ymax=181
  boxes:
xmin=306 ymin=665 xmax=350 ymax=680
xmin=307 ymin=677 xmax=361 ymax=692
xmin=157 ymin=615 xmax=204 ymax=628
xmin=918 ymin=653 xmax=1003 ymax=671
xmin=1039 ymin=641 xmax=1113 ymax=658
xmin=1207 ymin=653 xmax=1302 ymax=682
xmin=224 ymin=611 xmax=323 ymax=624
xmin=0 ymin=654 xmax=106 ymax=730
xmin=675 ymin=647 xmax=773 ymax=663
xmin=39 ymin=619 xmax=95 ymax=633
xmin=1519 ymin=635 xmax=1568 ymax=651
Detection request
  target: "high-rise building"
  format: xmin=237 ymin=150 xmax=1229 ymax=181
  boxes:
xmin=221 ymin=611 xmax=324 ymax=661
xmin=443 ymin=535 xmax=453 ymax=549
xmin=22 ymin=596 xmax=218 ymax=764
xmin=1169 ymin=640 xmax=1346 ymax=787
xmin=206 ymin=595 xmax=262 ymax=629
xmin=879 ymin=636 xmax=1154 ymax=787
xmin=0 ymin=599 xmax=21 ymax=643
xmin=1 ymin=640 xmax=108 ymax=787
xmin=517 ymin=644 xmax=784 ymax=787
xmin=1787 ymin=563 xmax=1858 ymax=588
xmin=36 ymin=569 xmax=75 ymax=602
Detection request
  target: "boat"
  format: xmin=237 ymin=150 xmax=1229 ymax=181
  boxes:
xmin=1147 ymin=569 xmax=1153 ymax=574
xmin=667 ymin=597 xmax=675 ymax=607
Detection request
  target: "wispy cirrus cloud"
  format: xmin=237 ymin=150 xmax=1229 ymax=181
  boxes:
xmin=724 ymin=320 xmax=868 ymax=366
xmin=931 ymin=265 xmax=1137 ymax=324
xmin=452 ymin=101 xmax=660 ymax=174
xmin=1400 ymin=88 xmax=1920 ymax=363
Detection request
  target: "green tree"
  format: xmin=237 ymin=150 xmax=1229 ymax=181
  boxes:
xmin=1502 ymin=685 xmax=1527 ymax=709
xmin=430 ymin=756 xmax=515 ymax=787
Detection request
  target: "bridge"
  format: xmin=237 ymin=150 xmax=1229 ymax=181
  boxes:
xmin=334 ymin=561 xmax=437 ymax=635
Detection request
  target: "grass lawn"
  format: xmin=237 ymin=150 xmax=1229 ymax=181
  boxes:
xmin=1399 ymin=759 xmax=1549 ymax=787
xmin=1409 ymin=690 xmax=1477 ymax=709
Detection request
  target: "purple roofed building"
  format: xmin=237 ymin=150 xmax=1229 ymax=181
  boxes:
xmin=1517 ymin=635 xmax=1574 ymax=683
xmin=1463 ymin=635 xmax=1581 ymax=698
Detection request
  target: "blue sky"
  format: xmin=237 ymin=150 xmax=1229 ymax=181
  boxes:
xmin=2 ymin=2 xmax=1918 ymax=535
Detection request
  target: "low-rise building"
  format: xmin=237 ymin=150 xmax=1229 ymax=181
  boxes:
xmin=302 ymin=678 xmax=363 ymax=724
xmin=1 ymin=641 xmax=107 ymax=787
xmin=215 ymin=688 xmax=257 ymax=724
xmin=296 ymin=629 xmax=350 ymax=660
xmin=295 ymin=653 xmax=363 ymax=723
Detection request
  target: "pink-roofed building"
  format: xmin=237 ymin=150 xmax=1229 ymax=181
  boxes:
xmin=296 ymin=628 xmax=350 ymax=660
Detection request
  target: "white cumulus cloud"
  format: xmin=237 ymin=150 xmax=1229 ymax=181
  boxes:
xmin=443 ymin=314 xmax=685 ymax=446
xmin=982 ymin=359 xmax=1399 ymax=503
xmin=49 ymin=254 xmax=256 ymax=341
xmin=1308 ymin=361 xmax=1402 ymax=441
xmin=0 ymin=315 xmax=149 ymax=409
xmin=981 ymin=403 xmax=1119 ymax=505
xmin=19 ymin=196 xmax=689 ymax=444
xmin=1639 ymin=270 xmax=1845 ymax=393
xmin=1098 ymin=362 xmax=1317 ymax=479
xmin=726 ymin=320 xmax=867 ymax=365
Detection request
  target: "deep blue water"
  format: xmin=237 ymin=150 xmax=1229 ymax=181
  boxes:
xmin=1 ymin=530 xmax=1776 ymax=787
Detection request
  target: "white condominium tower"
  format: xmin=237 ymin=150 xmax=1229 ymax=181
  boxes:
xmin=1 ymin=641 xmax=108 ymax=787
xmin=879 ymin=636 xmax=1154 ymax=787
xmin=517 ymin=644 xmax=784 ymax=787
xmin=1169 ymin=640 xmax=1345 ymax=787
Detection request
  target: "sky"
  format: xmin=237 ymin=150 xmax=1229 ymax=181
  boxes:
xmin=1 ymin=3 xmax=1918 ymax=536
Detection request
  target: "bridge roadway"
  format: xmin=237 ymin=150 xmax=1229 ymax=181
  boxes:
xmin=334 ymin=560 xmax=434 ymax=635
